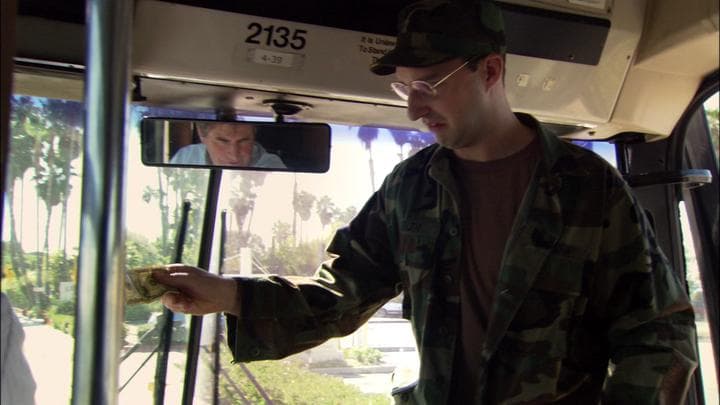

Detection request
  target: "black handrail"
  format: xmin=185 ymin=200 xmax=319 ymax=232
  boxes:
xmin=182 ymin=169 xmax=223 ymax=405
xmin=212 ymin=210 xmax=228 ymax=405
xmin=625 ymin=169 xmax=712 ymax=189
xmin=119 ymin=345 xmax=161 ymax=392
xmin=154 ymin=200 xmax=191 ymax=404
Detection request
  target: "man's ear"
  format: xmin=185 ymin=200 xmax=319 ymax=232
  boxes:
xmin=484 ymin=54 xmax=504 ymax=89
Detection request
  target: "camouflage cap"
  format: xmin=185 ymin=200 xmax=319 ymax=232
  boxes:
xmin=370 ymin=0 xmax=506 ymax=75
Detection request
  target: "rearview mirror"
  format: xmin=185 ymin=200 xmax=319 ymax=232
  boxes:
xmin=140 ymin=118 xmax=331 ymax=173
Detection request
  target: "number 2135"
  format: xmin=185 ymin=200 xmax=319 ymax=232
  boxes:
xmin=245 ymin=22 xmax=307 ymax=50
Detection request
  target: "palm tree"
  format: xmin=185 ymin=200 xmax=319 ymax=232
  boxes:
xmin=6 ymin=96 xmax=39 ymax=304
xmin=228 ymin=171 xmax=266 ymax=248
xmin=32 ymin=99 xmax=82 ymax=294
xmin=335 ymin=206 xmax=358 ymax=229
xmin=389 ymin=129 xmax=411 ymax=162
xmin=163 ymin=168 xmax=207 ymax=258
xmin=315 ymin=195 xmax=337 ymax=231
xmin=45 ymin=100 xmax=82 ymax=264
xmin=357 ymin=126 xmax=379 ymax=192
xmin=292 ymin=189 xmax=315 ymax=244
xmin=143 ymin=169 xmax=171 ymax=252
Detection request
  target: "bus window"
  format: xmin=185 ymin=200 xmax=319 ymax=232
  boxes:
xmin=571 ymin=140 xmax=617 ymax=167
xmin=147 ymin=121 xmax=432 ymax=403
xmin=706 ymin=93 xmax=720 ymax=169
xmin=681 ymin=200 xmax=718 ymax=405
xmin=2 ymin=95 xmax=82 ymax=404
xmin=2 ymin=92 xmax=431 ymax=402
xmin=2 ymin=97 xmax=214 ymax=403
xmin=680 ymin=91 xmax=719 ymax=405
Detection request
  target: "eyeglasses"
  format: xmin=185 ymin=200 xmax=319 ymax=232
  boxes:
xmin=390 ymin=60 xmax=470 ymax=101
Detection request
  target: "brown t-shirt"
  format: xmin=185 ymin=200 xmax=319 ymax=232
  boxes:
xmin=449 ymin=136 xmax=540 ymax=399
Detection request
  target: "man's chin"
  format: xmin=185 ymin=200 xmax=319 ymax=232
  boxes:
xmin=430 ymin=128 xmax=453 ymax=146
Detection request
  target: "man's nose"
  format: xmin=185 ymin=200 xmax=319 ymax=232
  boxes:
xmin=229 ymin=143 xmax=244 ymax=157
xmin=406 ymin=91 xmax=430 ymax=121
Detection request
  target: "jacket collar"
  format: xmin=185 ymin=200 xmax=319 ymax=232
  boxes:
xmin=426 ymin=112 xmax=588 ymax=185
xmin=424 ymin=113 xmax=583 ymax=360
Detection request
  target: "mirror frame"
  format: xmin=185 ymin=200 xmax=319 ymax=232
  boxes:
xmin=140 ymin=117 xmax=332 ymax=173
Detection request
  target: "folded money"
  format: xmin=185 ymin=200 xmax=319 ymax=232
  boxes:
xmin=125 ymin=266 xmax=177 ymax=305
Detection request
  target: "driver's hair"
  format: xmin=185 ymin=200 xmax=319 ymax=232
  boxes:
xmin=194 ymin=121 xmax=256 ymax=138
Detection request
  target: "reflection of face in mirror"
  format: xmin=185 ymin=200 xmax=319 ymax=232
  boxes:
xmin=141 ymin=118 xmax=331 ymax=172
xmin=170 ymin=122 xmax=286 ymax=168
xmin=200 ymin=122 xmax=254 ymax=165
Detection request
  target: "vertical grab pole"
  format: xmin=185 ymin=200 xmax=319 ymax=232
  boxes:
xmin=154 ymin=201 xmax=192 ymax=405
xmin=72 ymin=0 xmax=133 ymax=404
xmin=182 ymin=168 xmax=223 ymax=405
xmin=213 ymin=210 xmax=228 ymax=405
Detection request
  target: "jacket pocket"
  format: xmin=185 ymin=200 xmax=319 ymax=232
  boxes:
xmin=505 ymin=253 xmax=585 ymax=358
xmin=397 ymin=217 xmax=440 ymax=286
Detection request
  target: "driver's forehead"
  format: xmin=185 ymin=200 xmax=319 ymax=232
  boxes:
xmin=206 ymin=124 xmax=254 ymax=140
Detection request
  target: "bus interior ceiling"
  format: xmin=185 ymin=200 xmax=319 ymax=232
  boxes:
xmin=12 ymin=0 xmax=720 ymax=139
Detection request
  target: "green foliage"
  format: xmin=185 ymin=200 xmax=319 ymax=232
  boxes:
xmin=316 ymin=195 xmax=338 ymax=229
xmin=9 ymin=96 xmax=39 ymax=182
xmin=48 ymin=312 xmax=74 ymax=335
xmin=261 ymin=229 xmax=326 ymax=276
xmin=52 ymin=299 xmax=75 ymax=315
xmin=141 ymin=166 xmax=208 ymax=259
xmin=136 ymin=323 xmax=156 ymax=340
xmin=705 ymin=104 xmax=719 ymax=168
xmin=1 ymin=276 xmax=32 ymax=309
xmin=344 ymin=347 xmax=384 ymax=366
xmin=126 ymin=233 xmax=169 ymax=268
xmin=218 ymin=356 xmax=390 ymax=404
xmin=293 ymin=190 xmax=316 ymax=222
xmin=45 ymin=251 xmax=75 ymax=295
xmin=47 ymin=294 xmax=76 ymax=334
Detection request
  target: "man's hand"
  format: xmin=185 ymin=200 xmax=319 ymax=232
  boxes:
xmin=152 ymin=264 xmax=240 ymax=316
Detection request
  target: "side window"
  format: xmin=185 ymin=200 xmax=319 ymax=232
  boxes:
xmin=572 ymin=140 xmax=618 ymax=167
xmin=681 ymin=91 xmax=719 ymax=405
xmin=705 ymin=93 xmax=719 ymax=169
xmin=2 ymin=96 xmax=83 ymax=404
xmin=680 ymin=201 xmax=718 ymax=405
xmin=1 ymin=98 xmax=213 ymax=403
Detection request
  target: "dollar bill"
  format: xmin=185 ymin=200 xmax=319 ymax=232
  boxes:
xmin=125 ymin=266 xmax=177 ymax=305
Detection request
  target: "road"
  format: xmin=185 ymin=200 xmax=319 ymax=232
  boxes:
xmin=22 ymin=323 xmax=188 ymax=404
xmin=19 ymin=318 xmax=717 ymax=404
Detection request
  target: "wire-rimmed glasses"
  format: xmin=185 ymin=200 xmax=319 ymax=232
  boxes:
xmin=390 ymin=60 xmax=470 ymax=101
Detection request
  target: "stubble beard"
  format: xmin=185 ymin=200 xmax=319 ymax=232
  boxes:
xmin=433 ymin=125 xmax=474 ymax=151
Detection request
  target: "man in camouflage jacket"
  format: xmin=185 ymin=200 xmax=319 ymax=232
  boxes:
xmin=219 ymin=113 xmax=697 ymax=403
xmin=155 ymin=0 xmax=697 ymax=403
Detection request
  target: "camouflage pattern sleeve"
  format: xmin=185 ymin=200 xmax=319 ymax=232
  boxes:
xmin=225 ymin=186 xmax=402 ymax=362
xmin=593 ymin=177 xmax=697 ymax=403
